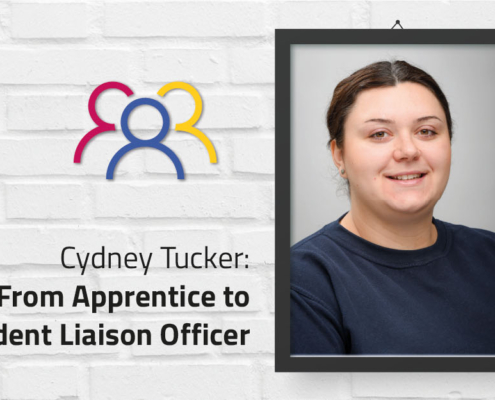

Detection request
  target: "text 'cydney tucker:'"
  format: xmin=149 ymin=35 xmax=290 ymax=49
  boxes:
xmin=61 ymin=246 xmax=249 ymax=275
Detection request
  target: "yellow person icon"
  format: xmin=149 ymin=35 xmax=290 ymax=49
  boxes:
xmin=157 ymin=82 xmax=217 ymax=164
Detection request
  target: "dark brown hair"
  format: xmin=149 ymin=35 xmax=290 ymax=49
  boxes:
xmin=327 ymin=60 xmax=453 ymax=149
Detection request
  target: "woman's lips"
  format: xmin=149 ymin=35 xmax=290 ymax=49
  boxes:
xmin=386 ymin=172 xmax=427 ymax=185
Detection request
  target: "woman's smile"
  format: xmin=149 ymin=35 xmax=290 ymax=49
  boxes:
xmin=386 ymin=171 xmax=427 ymax=185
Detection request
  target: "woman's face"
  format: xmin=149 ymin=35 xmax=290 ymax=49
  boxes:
xmin=333 ymin=82 xmax=451 ymax=219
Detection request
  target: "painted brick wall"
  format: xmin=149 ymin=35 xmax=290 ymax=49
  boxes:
xmin=0 ymin=1 xmax=493 ymax=399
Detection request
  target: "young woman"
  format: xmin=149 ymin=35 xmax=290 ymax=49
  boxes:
xmin=290 ymin=60 xmax=495 ymax=355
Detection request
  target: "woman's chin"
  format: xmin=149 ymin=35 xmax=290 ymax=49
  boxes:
xmin=383 ymin=197 xmax=435 ymax=216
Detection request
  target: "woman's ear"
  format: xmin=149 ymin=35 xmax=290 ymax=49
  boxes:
xmin=330 ymin=140 xmax=344 ymax=173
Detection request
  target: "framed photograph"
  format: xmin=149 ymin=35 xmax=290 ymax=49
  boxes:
xmin=275 ymin=29 xmax=495 ymax=372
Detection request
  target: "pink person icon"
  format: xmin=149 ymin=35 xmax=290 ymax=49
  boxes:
xmin=74 ymin=82 xmax=134 ymax=163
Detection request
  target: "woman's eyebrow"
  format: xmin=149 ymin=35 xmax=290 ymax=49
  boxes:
xmin=364 ymin=118 xmax=394 ymax=124
xmin=415 ymin=115 xmax=443 ymax=123
xmin=364 ymin=116 xmax=443 ymax=124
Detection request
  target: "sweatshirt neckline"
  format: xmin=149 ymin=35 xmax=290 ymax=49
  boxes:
xmin=323 ymin=213 xmax=451 ymax=268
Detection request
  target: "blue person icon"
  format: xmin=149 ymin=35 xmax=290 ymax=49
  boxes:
xmin=106 ymin=97 xmax=184 ymax=180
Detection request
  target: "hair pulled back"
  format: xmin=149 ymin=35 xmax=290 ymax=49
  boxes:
xmin=326 ymin=60 xmax=453 ymax=149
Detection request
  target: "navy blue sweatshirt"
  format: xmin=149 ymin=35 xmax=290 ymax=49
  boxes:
xmin=290 ymin=216 xmax=495 ymax=355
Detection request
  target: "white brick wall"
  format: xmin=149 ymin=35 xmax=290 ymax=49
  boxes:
xmin=0 ymin=1 xmax=494 ymax=399
xmin=104 ymin=3 xmax=267 ymax=37
xmin=3 ymin=365 xmax=80 ymax=399
xmin=8 ymin=95 xmax=85 ymax=130
xmin=144 ymin=49 xmax=228 ymax=84
xmin=0 ymin=50 xmax=132 ymax=84
xmin=11 ymin=3 xmax=89 ymax=39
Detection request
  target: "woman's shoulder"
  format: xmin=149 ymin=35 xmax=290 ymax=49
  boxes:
xmin=290 ymin=221 xmax=343 ymax=294
xmin=290 ymin=221 xmax=342 ymax=274
xmin=437 ymin=219 xmax=495 ymax=256
xmin=439 ymin=219 xmax=495 ymax=241
xmin=291 ymin=220 xmax=343 ymax=252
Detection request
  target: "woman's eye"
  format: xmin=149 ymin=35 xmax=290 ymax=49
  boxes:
xmin=370 ymin=131 xmax=389 ymax=139
xmin=418 ymin=129 xmax=437 ymax=137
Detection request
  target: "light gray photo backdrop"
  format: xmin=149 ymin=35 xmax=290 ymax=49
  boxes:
xmin=291 ymin=44 xmax=495 ymax=245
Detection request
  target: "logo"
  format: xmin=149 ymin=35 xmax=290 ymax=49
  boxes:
xmin=74 ymin=81 xmax=217 ymax=180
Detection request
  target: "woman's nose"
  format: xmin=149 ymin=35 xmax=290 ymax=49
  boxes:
xmin=393 ymin=133 xmax=421 ymax=161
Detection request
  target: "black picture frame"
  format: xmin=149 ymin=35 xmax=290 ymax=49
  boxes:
xmin=275 ymin=29 xmax=495 ymax=372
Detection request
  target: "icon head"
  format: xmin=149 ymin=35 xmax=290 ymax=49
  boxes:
xmin=121 ymin=97 xmax=171 ymax=143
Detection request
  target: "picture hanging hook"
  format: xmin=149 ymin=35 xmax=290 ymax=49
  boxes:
xmin=391 ymin=20 xmax=404 ymax=29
